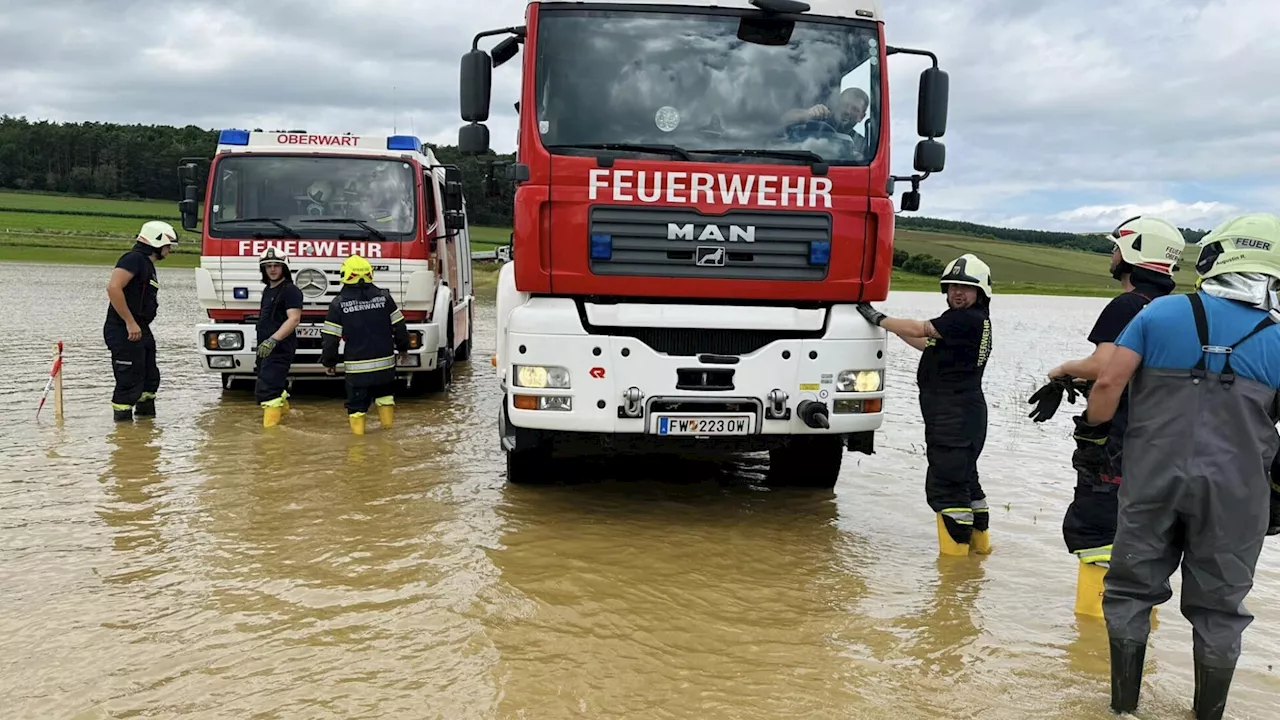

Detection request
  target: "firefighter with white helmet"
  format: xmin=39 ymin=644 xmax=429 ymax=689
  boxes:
xmin=103 ymin=220 xmax=178 ymax=421
xmin=319 ymin=256 xmax=411 ymax=434
xmin=254 ymin=246 xmax=303 ymax=427
xmin=1080 ymin=212 xmax=1280 ymax=717
xmin=857 ymin=253 xmax=995 ymax=556
xmin=1027 ymin=215 xmax=1187 ymax=617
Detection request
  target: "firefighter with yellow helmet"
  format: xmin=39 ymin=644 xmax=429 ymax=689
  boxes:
xmin=319 ymin=255 xmax=410 ymax=434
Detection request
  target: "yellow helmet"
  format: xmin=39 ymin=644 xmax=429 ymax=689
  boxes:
xmin=340 ymin=255 xmax=374 ymax=284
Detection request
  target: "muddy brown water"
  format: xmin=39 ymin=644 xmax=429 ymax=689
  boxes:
xmin=2 ymin=261 xmax=1278 ymax=719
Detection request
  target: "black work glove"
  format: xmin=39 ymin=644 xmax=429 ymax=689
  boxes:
xmin=1027 ymin=376 xmax=1088 ymax=422
xmin=1072 ymin=413 xmax=1111 ymax=445
xmin=856 ymin=302 xmax=886 ymax=327
xmin=1028 ymin=379 xmax=1067 ymax=422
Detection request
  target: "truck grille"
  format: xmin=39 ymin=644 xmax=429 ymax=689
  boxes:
xmin=592 ymin=327 xmax=817 ymax=356
xmin=588 ymin=207 xmax=831 ymax=281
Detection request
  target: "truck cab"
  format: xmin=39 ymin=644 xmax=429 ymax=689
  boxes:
xmin=459 ymin=0 xmax=949 ymax=485
xmin=177 ymin=130 xmax=476 ymax=392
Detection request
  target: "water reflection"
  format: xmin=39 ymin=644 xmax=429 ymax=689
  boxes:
xmin=483 ymin=457 xmax=875 ymax=717
xmin=97 ymin=421 xmax=169 ymax=577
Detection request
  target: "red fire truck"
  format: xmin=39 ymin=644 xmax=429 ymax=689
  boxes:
xmin=459 ymin=0 xmax=949 ymax=484
xmin=176 ymin=130 xmax=476 ymax=392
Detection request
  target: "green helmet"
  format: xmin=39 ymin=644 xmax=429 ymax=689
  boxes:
xmin=1195 ymin=213 xmax=1280 ymax=282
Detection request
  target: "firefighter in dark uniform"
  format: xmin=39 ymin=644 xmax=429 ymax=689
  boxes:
xmin=1028 ymin=215 xmax=1186 ymax=617
xmin=319 ymin=255 xmax=410 ymax=435
xmin=858 ymin=254 xmax=995 ymax=556
xmin=254 ymin=247 xmax=304 ymax=427
xmin=104 ymin=221 xmax=177 ymax=421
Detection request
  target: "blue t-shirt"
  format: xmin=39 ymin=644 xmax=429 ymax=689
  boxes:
xmin=1116 ymin=291 xmax=1280 ymax=390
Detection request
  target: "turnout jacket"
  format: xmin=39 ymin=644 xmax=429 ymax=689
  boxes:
xmin=319 ymin=282 xmax=410 ymax=377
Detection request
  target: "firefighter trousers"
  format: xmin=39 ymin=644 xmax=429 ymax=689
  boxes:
xmin=1062 ymin=439 xmax=1121 ymax=563
xmin=254 ymin=349 xmax=294 ymax=406
xmin=920 ymin=389 xmax=988 ymax=544
xmin=104 ymin=322 xmax=159 ymax=409
xmin=344 ymin=368 xmax=397 ymax=415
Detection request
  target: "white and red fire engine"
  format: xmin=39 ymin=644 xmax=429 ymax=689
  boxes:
xmin=176 ymin=130 xmax=475 ymax=392
xmin=459 ymin=0 xmax=951 ymax=484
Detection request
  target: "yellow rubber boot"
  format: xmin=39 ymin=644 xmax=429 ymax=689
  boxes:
xmin=263 ymin=405 xmax=283 ymax=428
xmin=281 ymin=391 xmax=291 ymax=414
xmin=936 ymin=514 xmax=970 ymax=556
xmin=970 ymin=530 xmax=992 ymax=555
xmin=1075 ymin=561 xmax=1107 ymax=618
xmin=375 ymin=396 xmax=395 ymax=428
xmin=349 ymin=412 xmax=366 ymax=435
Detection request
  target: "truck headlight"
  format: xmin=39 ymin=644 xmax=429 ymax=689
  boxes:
xmin=514 ymin=364 xmax=571 ymax=389
xmin=205 ymin=331 xmax=244 ymax=351
xmin=837 ymin=369 xmax=882 ymax=392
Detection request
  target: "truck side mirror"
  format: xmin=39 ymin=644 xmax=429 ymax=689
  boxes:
xmin=459 ymin=123 xmax=490 ymax=155
xmin=917 ymin=66 xmax=949 ymax=139
xmin=442 ymin=167 xmax=467 ymax=230
xmin=914 ymin=139 xmax=946 ymax=174
xmin=461 ymin=49 xmax=493 ymax=123
xmin=491 ymin=36 xmax=521 ymax=68
xmin=178 ymin=185 xmax=199 ymax=232
xmin=177 ymin=162 xmax=198 ymax=185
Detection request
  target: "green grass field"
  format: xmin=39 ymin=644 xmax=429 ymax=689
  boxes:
xmin=0 ymin=189 xmax=1167 ymax=297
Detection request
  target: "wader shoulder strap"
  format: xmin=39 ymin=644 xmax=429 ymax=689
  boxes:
xmin=1188 ymin=292 xmax=1277 ymax=386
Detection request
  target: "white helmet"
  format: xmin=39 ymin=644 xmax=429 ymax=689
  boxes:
xmin=307 ymin=181 xmax=335 ymax=203
xmin=940 ymin=253 xmax=992 ymax=299
xmin=1195 ymin=212 xmax=1280 ymax=283
xmin=1108 ymin=215 xmax=1186 ymax=276
xmin=258 ymin=246 xmax=290 ymax=267
xmin=137 ymin=220 xmax=177 ymax=249
xmin=259 ymin=246 xmax=292 ymax=283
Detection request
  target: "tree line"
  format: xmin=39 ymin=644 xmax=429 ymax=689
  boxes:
xmin=0 ymin=116 xmax=1209 ymax=248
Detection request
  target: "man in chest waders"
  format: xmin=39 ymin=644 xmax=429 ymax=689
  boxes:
xmin=319 ymin=255 xmax=410 ymax=435
xmin=254 ymin=247 xmax=303 ymax=427
xmin=858 ymin=254 xmax=995 ymax=556
xmin=1029 ymin=216 xmax=1186 ymax=617
xmin=104 ymin=221 xmax=177 ymax=421
xmin=1079 ymin=212 xmax=1280 ymax=719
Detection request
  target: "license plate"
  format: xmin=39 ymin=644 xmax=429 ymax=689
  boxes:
xmin=296 ymin=326 xmax=322 ymax=339
xmin=656 ymin=415 xmax=751 ymax=436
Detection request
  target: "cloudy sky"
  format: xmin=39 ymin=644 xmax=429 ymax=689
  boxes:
xmin=2 ymin=0 xmax=1276 ymax=232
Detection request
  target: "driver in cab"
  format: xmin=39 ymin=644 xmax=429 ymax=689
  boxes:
xmin=780 ymin=87 xmax=870 ymax=157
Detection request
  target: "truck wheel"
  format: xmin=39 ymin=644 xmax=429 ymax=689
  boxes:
xmin=766 ymin=436 xmax=844 ymax=488
xmin=454 ymin=305 xmax=473 ymax=363
xmin=422 ymin=318 xmax=454 ymax=393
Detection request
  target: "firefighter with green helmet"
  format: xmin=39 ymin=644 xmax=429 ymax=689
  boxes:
xmin=319 ymin=255 xmax=410 ymax=435
xmin=1080 ymin=212 xmax=1280 ymax=718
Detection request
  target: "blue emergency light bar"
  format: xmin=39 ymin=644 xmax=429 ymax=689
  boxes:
xmin=218 ymin=129 xmax=251 ymax=145
xmin=387 ymin=135 xmax=422 ymax=151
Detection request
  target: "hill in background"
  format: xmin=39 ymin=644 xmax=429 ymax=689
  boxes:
xmin=0 ymin=116 xmax=1211 ymax=294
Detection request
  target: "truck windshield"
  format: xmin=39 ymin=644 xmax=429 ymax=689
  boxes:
xmin=207 ymin=156 xmax=417 ymax=239
xmin=534 ymin=8 xmax=881 ymax=166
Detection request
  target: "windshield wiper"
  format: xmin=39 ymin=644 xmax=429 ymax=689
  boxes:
xmin=297 ymin=218 xmax=387 ymax=241
xmin=701 ymin=148 xmax=827 ymax=166
xmin=546 ymin=142 xmax=693 ymax=161
xmin=214 ymin=217 xmax=301 ymax=238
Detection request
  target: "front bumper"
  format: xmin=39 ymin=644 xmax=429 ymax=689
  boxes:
xmin=500 ymin=307 xmax=887 ymax=443
xmin=196 ymin=322 xmax=442 ymax=377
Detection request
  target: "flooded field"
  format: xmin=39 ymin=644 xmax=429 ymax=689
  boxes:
xmin=2 ymin=261 xmax=1278 ymax=719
